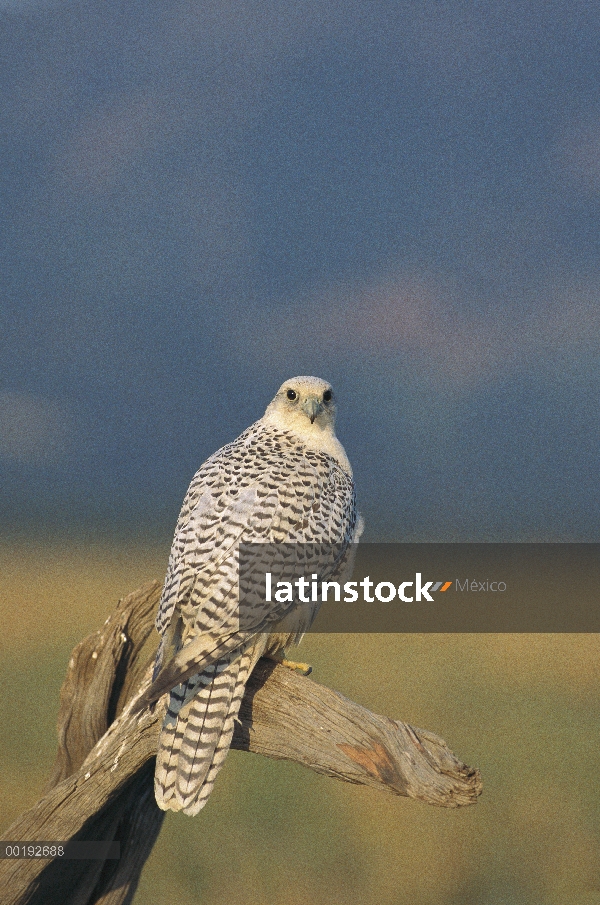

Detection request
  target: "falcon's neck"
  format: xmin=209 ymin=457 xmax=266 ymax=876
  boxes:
xmin=259 ymin=412 xmax=353 ymax=477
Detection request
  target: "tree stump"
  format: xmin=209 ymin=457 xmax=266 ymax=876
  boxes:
xmin=0 ymin=581 xmax=482 ymax=904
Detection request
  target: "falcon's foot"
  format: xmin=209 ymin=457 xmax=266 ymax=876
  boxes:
xmin=267 ymin=650 xmax=312 ymax=676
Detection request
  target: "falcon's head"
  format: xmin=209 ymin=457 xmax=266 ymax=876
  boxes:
xmin=265 ymin=376 xmax=336 ymax=433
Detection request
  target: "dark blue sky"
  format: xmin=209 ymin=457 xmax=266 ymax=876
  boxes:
xmin=1 ymin=0 xmax=599 ymax=540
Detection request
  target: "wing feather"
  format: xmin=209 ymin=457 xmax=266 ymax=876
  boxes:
xmin=144 ymin=425 xmax=356 ymax=710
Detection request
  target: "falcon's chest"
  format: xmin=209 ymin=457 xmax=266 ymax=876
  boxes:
xmin=217 ymin=432 xmax=355 ymax=543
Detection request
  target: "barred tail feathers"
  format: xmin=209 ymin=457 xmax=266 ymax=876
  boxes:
xmin=154 ymin=638 xmax=266 ymax=815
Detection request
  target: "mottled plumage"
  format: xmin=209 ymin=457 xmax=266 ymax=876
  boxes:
xmin=147 ymin=376 xmax=361 ymax=815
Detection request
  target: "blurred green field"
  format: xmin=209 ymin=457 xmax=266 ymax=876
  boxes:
xmin=2 ymin=541 xmax=600 ymax=905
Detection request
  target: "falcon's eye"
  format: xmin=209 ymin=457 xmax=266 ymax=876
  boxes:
xmin=286 ymin=389 xmax=297 ymax=400
xmin=323 ymin=390 xmax=332 ymax=403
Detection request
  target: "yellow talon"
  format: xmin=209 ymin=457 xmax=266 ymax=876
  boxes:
xmin=267 ymin=650 xmax=312 ymax=676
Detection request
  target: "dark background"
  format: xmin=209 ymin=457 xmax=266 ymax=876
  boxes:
xmin=2 ymin=0 xmax=599 ymax=542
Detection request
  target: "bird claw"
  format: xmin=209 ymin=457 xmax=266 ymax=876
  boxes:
xmin=267 ymin=651 xmax=313 ymax=676
xmin=281 ymin=658 xmax=312 ymax=676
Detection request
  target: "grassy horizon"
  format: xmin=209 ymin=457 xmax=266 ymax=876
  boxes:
xmin=2 ymin=541 xmax=599 ymax=904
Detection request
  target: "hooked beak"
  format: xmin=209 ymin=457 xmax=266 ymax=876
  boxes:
xmin=302 ymin=397 xmax=322 ymax=424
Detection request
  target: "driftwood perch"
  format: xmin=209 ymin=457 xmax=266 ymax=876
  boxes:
xmin=0 ymin=581 xmax=482 ymax=905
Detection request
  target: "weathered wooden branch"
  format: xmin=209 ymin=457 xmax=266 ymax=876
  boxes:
xmin=0 ymin=581 xmax=482 ymax=905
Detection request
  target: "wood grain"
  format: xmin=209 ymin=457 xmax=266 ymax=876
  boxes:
xmin=0 ymin=581 xmax=482 ymax=904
